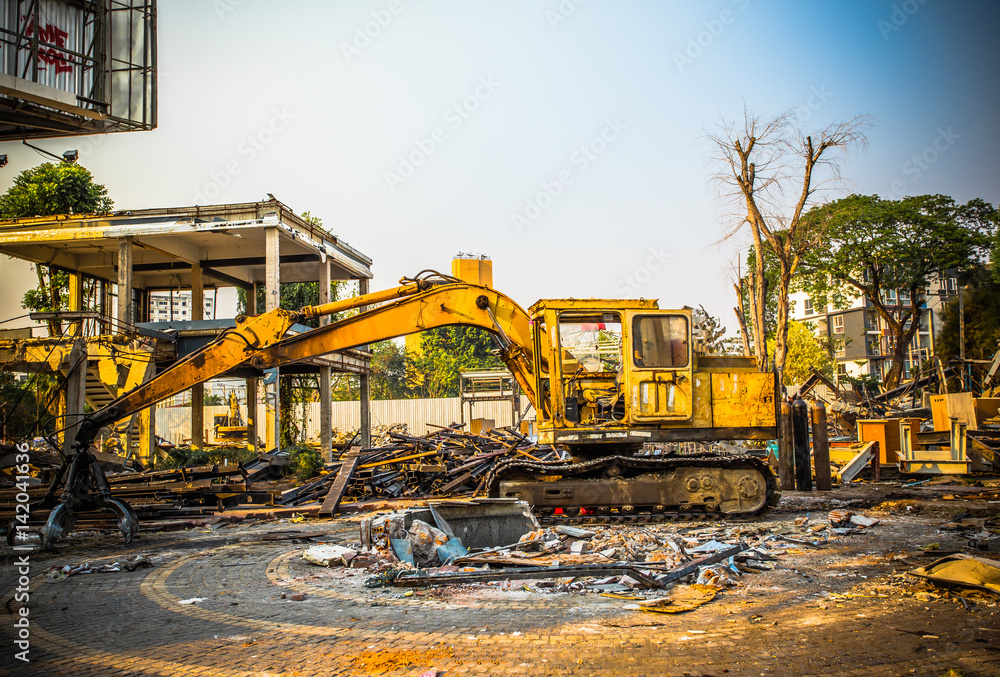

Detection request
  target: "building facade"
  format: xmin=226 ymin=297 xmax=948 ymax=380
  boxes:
xmin=790 ymin=274 xmax=958 ymax=384
xmin=148 ymin=291 xmax=215 ymax=323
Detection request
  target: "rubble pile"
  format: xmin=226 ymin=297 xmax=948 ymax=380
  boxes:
xmin=279 ymin=426 xmax=555 ymax=507
xmin=301 ymin=503 xmax=889 ymax=611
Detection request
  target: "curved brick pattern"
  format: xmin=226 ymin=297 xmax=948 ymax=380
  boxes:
xmin=2 ymin=516 xmax=999 ymax=676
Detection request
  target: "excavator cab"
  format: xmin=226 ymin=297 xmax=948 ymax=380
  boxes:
xmin=531 ymin=299 xmax=776 ymax=452
xmin=531 ymin=300 xmax=698 ymax=435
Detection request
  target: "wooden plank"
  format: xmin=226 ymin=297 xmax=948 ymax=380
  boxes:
xmin=319 ymin=446 xmax=362 ymax=516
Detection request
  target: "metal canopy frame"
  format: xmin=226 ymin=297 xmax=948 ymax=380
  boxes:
xmin=0 ymin=0 xmax=156 ymax=140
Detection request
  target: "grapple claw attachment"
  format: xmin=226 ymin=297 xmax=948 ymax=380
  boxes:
xmin=41 ymin=503 xmax=76 ymax=551
xmin=39 ymin=445 xmax=138 ymax=549
xmin=107 ymin=498 xmax=139 ymax=543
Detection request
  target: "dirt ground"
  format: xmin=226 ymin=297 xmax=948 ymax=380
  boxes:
xmin=2 ymin=478 xmax=1000 ymax=677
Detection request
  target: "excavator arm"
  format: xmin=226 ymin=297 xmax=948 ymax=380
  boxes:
xmin=252 ymin=285 xmax=536 ymax=403
xmin=34 ymin=273 xmax=536 ymax=548
xmin=79 ymin=275 xmax=535 ymax=446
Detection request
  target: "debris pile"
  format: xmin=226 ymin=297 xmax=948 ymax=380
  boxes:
xmin=279 ymin=426 xmax=554 ymax=507
xmin=0 ymin=452 xmax=287 ymax=526
xmin=302 ymin=503 xmax=886 ymax=612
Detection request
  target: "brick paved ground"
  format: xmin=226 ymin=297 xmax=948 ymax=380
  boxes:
xmin=2 ymin=502 xmax=999 ymax=676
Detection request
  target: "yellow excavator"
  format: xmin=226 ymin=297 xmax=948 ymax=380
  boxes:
xmin=29 ymin=271 xmax=780 ymax=548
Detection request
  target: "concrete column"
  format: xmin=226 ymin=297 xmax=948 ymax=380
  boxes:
xmin=137 ymin=403 xmax=154 ymax=468
xmin=191 ymin=383 xmax=204 ymax=450
xmin=265 ymin=228 xmax=280 ymax=312
xmin=247 ymin=281 xmax=260 ymax=454
xmin=265 ymin=227 xmax=280 ymax=451
xmin=67 ymin=272 xmax=83 ymax=336
xmin=61 ymin=339 xmax=88 ymax=456
xmin=246 ymin=377 xmax=259 ymax=455
xmin=319 ymin=259 xmax=333 ymax=461
xmin=358 ymin=277 xmax=372 ymax=448
xmin=117 ymin=236 xmax=134 ymax=329
xmin=189 ymin=264 xmax=206 ymax=450
xmin=136 ymin=361 xmax=157 ymax=468
xmin=191 ymin=264 xmax=204 ymax=321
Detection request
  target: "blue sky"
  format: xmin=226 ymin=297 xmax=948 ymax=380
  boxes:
xmin=2 ymin=0 xmax=998 ymax=333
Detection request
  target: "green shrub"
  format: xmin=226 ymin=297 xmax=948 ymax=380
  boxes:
xmin=287 ymin=445 xmax=323 ymax=481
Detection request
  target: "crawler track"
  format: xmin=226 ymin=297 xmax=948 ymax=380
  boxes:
xmin=485 ymin=454 xmax=781 ymax=525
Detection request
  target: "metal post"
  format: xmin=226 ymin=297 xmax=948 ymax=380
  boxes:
xmin=792 ymin=397 xmax=812 ymax=491
xmin=778 ymin=400 xmax=795 ymax=491
xmin=811 ymin=401 xmax=831 ymax=491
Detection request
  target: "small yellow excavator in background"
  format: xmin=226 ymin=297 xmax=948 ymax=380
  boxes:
xmin=31 ymin=270 xmax=780 ymax=548
xmin=213 ymin=390 xmax=249 ymax=446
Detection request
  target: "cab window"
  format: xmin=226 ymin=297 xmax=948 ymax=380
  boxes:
xmin=632 ymin=316 xmax=688 ymax=368
xmin=558 ymin=313 xmax=622 ymax=373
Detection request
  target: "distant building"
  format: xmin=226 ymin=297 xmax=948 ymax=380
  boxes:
xmin=790 ymin=274 xmax=958 ymax=384
xmin=149 ymin=291 xmax=215 ymax=323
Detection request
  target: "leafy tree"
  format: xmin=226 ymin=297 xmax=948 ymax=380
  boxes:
xmin=936 ymin=269 xmax=1000 ymax=390
xmin=710 ymin=109 xmax=870 ymax=376
xmin=767 ymin=321 xmax=834 ymax=385
xmin=0 ymin=162 xmax=113 ymax=217
xmin=408 ymin=326 xmax=502 ymax=398
xmin=331 ymin=340 xmax=410 ymax=401
xmin=800 ymin=194 xmax=997 ymax=389
xmin=0 ymin=163 xmax=113 ymax=335
xmin=0 ymin=372 xmax=42 ymax=440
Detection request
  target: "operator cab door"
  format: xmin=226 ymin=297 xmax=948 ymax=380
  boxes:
xmin=625 ymin=312 xmax=693 ymax=422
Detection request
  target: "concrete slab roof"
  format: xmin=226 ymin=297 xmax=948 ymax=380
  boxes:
xmin=0 ymin=197 xmax=372 ymax=291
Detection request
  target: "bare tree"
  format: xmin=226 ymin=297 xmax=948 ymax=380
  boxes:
xmin=709 ymin=108 xmax=870 ymax=378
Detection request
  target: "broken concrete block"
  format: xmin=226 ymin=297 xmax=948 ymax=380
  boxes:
xmin=302 ymin=545 xmax=358 ymax=567
xmin=556 ymin=525 xmax=596 ymax=538
xmin=408 ymin=519 xmax=450 ymax=567
xmin=849 ymin=514 xmax=879 ymax=528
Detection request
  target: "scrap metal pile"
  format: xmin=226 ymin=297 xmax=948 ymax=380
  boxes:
xmin=279 ymin=426 xmax=556 ymax=508
xmin=0 ymin=453 xmax=287 ymax=528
